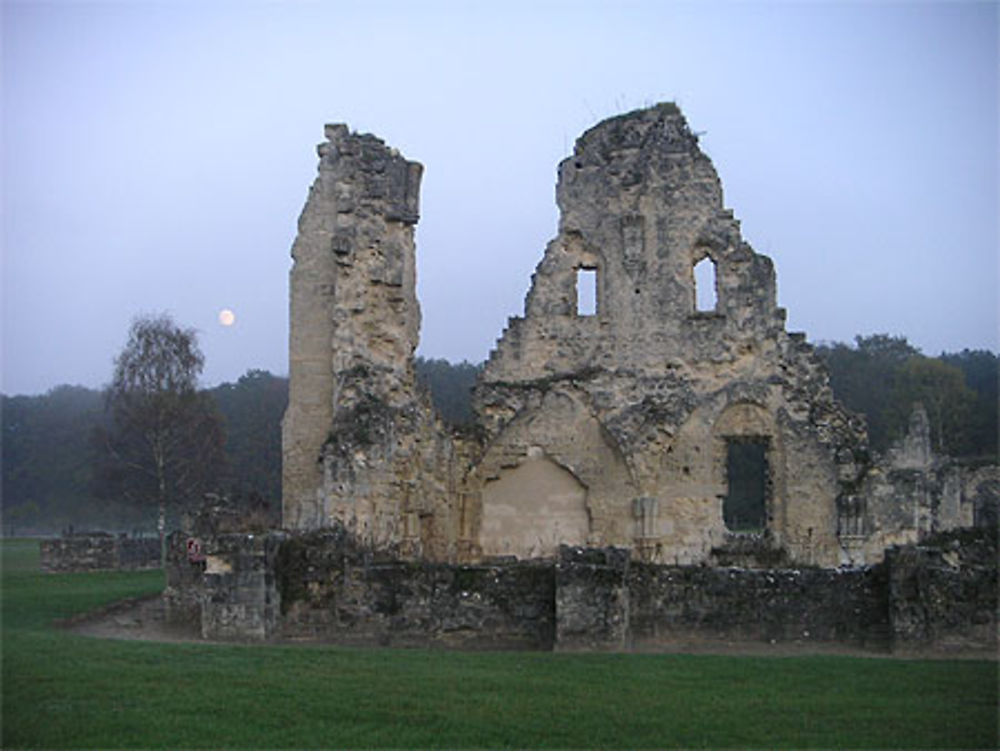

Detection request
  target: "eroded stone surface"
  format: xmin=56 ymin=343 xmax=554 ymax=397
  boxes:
xmin=40 ymin=534 xmax=159 ymax=573
xmin=470 ymin=104 xmax=867 ymax=565
xmin=282 ymin=105 xmax=996 ymax=569
xmin=282 ymin=125 xmax=458 ymax=559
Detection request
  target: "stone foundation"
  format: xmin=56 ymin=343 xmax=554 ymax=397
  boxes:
xmin=886 ymin=528 xmax=998 ymax=652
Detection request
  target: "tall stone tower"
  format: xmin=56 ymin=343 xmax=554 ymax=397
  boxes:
xmin=282 ymin=125 xmax=432 ymax=534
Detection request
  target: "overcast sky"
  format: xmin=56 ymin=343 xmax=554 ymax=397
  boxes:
xmin=3 ymin=1 xmax=997 ymax=396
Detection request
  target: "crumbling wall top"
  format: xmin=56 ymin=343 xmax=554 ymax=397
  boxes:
xmin=313 ymin=124 xmax=423 ymax=226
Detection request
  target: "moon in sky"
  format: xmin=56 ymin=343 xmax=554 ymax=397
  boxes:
xmin=218 ymin=308 xmax=236 ymax=327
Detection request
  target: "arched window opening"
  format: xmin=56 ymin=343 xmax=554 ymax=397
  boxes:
xmin=576 ymin=267 xmax=597 ymax=316
xmin=694 ymin=257 xmax=718 ymax=312
xmin=724 ymin=438 xmax=768 ymax=532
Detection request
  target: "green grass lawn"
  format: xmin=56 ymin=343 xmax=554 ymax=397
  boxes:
xmin=2 ymin=538 xmax=997 ymax=749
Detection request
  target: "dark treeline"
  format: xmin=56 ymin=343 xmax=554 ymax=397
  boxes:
xmin=414 ymin=357 xmax=482 ymax=426
xmin=2 ymin=371 xmax=288 ymax=535
xmin=815 ymin=335 xmax=997 ymax=459
xmin=2 ymin=341 xmax=996 ymax=534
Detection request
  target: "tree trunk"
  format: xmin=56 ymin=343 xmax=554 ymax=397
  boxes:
xmin=158 ymin=501 xmax=166 ymax=568
xmin=158 ymin=461 xmax=167 ymax=570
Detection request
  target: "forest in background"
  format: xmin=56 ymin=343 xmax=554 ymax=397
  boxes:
xmin=2 ymin=342 xmax=996 ymax=535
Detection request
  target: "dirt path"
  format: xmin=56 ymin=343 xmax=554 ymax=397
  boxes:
xmin=60 ymin=594 xmax=201 ymax=643
xmin=61 ymin=595 xmax=998 ymax=660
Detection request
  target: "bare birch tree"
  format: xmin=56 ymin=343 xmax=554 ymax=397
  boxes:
xmin=100 ymin=314 xmax=225 ymax=562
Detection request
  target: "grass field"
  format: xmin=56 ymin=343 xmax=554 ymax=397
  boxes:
xmin=2 ymin=538 xmax=997 ymax=749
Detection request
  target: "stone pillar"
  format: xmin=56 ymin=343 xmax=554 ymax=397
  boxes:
xmin=200 ymin=532 xmax=285 ymax=641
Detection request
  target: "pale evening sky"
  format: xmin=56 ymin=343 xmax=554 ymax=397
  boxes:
xmin=2 ymin=0 xmax=997 ymax=396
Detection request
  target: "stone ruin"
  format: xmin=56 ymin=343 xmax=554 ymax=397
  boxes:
xmin=163 ymin=103 xmax=996 ymax=651
xmin=281 ymin=103 xmax=993 ymax=569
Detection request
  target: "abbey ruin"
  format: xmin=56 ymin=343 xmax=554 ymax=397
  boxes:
xmin=155 ymin=103 xmax=996 ymax=652
xmin=280 ymin=103 xmax=990 ymax=569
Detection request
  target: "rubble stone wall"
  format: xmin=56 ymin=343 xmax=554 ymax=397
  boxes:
xmin=885 ymin=527 xmax=998 ymax=652
xmin=281 ymin=124 xmax=456 ymax=557
xmin=164 ymin=527 xmax=996 ymax=653
xmin=40 ymin=534 xmax=160 ymax=573
xmin=471 ymin=104 xmax=867 ymax=567
xmin=275 ymin=529 xmax=555 ymax=649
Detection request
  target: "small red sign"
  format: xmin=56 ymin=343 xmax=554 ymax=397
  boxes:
xmin=186 ymin=537 xmax=205 ymax=563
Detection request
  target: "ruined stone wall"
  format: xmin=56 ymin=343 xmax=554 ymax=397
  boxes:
xmin=281 ymin=105 xmax=991 ymax=570
xmin=164 ymin=526 xmax=996 ymax=654
xmin=472 ymin=104 xmax=867 ymax=567
xmin=40 ymin=533 xmax=160 ymax=573
xmin=164 ymin=530 xmax=204 ymax=630
xmin=555 ymin=546 xmax=889 ymax=652
xmin=886 ymin=527 xmax=997 ymax=653
xmin=841 ymin=405 xmax=982 ymax=565
xmin=275 ymin=528 xmax=555 ymax=649
xmin=282 ymin=125 xmax=461 ymax=559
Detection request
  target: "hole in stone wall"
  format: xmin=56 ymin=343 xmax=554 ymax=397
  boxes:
xmin=724 ymin=438 xmax=768 ymax=532
xmin=694 ymin=256 xmax=718 ymax=312
xmin=576 ymin=267 xmax=597 ymax=316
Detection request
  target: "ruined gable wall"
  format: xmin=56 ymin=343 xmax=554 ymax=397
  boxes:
xmin=473 ymin=104 xmax=868 ymax=566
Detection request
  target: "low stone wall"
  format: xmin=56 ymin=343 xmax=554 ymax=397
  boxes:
xmin=164 ymin=526 xmax=996 ymax=653
xmin=555 ymin=547 xmax=630 ymax=650
xmin=627 ymin=564 xmax=889 ymax=650
xmin=40 ymin=534 xmax=160 ymax=573
xmin=553 ymin=546 xmax=889 ymax=651
xmin=886 ymin=528 xmax=998 ymax=653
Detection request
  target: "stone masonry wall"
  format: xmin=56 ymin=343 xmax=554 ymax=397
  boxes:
xmin=165 ymin=526 xmax=996 ymax=653
xmin=470 ymin=103 xmax=869 ymax=567
xmin=282 ymin=124 xmax=461 ymax=561
xmin=40 ymin=533 xmax=160 ymax=573
xmin=200 ymin=532 xmax=284 ymax=641
xmin=885 ymin=527 xmax=997 ymax=652
xmin=554 ymin=545 xmax=888 ymax=651
xmin=627 ymin=562 xmax=890 ymax=650
xmin=275 ymin=528 xmax=555 ymax=649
